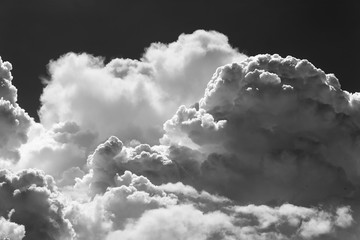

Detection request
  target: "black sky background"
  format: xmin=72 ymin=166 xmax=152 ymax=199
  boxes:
xmin=0 ymin=0 xmax=359 ymax=121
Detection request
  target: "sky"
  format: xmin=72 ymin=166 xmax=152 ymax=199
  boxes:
xmin=0 ymin=0 xmax=359 ymax=121
xmin=0 ymin=0 xmax=360 ymax=240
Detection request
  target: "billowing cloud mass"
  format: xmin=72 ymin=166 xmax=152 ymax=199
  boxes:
xmin=39 ymin=30 xmax=245 ymax=145
xmin=0 ymin=217 xmax=25 ymax=240
xmin=64 ymin=169 xmax=353 ymax=240
xmin=0 ymin=57 xmax=32 ymax=165
xmin=17 ymin=121 xmax=95 ymax=178
xmin=15 ymin=30 xmax=245 ymax=179
xmin=160 ymin=54 xmax=360 ymax=205
xmin=0 ymin=30 xmax=360 ymax=239
xmin=83 ymin=54 xmax=360 ymax=206
xmin=0 ymin=169 xmax=74 ymax=239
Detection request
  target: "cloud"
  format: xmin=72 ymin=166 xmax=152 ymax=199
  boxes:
xmin=0 ymin=57 xmax=17 ymax=103
xmin=105 ymin=203 xmax=352 ymax=240
xmin=0 ymin=216 xmax=25 ymax=240
xmin=63 ymin=169 xmax=353 ymax=240
xmin=156 ymin=54 xmax=360 ymax=205
xmin=0 ymin=169 xmax=75 ymax=240
xmin=17 ymin=121 xmax=96 ymax=178
xmin=64 ymin=170 xmax=178 ymax=239
xmin=78 ymin=135 xmax=205 ymax=197
xmin=2 ymin=31 xmax=360 ymax=239
xmin=105 ymin=204 xmax=237 ymax=240
xmin=0 ymin=57 xmax=32 ymax=164
xmin=80 ymin=132 xmax=355 ymax=209
xmin=39 ymin=30 xmax=246 ymax=145
xmin=44 ymin=52 xmax=360 ymax=239
xmin=12 ymin=30 xmax=244 ymax=180
xmin=232 ymin=204 xmax=353 ymax=239
xmin=67 ymin=129 xmax=357 ymax=239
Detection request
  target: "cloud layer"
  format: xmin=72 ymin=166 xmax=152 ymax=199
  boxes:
xmin=0 ymin=31 xmax=359 ymax=239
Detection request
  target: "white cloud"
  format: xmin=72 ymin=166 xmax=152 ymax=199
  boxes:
xmin=105 ymin=204 xmax=236 ymax=240
xmin=17 ymin=121 xmax=96 ymax=178
xmin=39 ymin=30 xmax=246 ymax=145
xmin=0 ymin=57 xmax=32 ymax=165
xmin=335 ymin=207 xmax=353 ymax=228
xmin=1 ymin=31 xmax=360 ymax=240
xmin=105 ymin=202 xmax=352 ymax=240
xmin=13 ymin=30 xmax=244 ymax=180
xmin=233 ymin=204 xmax=353 ymax=239
xmin=0 ymin=217 xmax=25 ymax=240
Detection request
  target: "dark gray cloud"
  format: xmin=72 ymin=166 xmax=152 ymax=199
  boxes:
xmin=0 ymin=169 xmax=74 ymax=239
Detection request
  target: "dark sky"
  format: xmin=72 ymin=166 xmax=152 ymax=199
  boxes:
xmin=0 ymin=0 xmax=359 ymax=121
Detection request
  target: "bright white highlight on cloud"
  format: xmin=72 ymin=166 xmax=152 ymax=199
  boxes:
xmin=0 ymin=30 xmax=359 ymax=240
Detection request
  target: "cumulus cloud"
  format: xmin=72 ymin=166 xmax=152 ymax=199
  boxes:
xmin=39 ymin=30 xmax=246 ymax=145
xmin=0 ymin=169 xmax=74 ymax=239
xmin=232 ymin=204 xmax=353 ymax=239
xmin=65 ymin=52 xmax=360 ymax=239
xmin=0 ymin=216 xmax=25 ymax=240
xmin=77 ymin=135 xmax=204 ymax=197
xmin=157 ymin=54 xmax=360 ymax=205
xmin=0 ymin=57 xmax=32 ymax=164
xmin=105 ymin=204 xmax=237 ymax=240
xmin=64 ymin=170 xmax=178 ymax=239
xmin=106 ymin=203 xmax=352 ymax=240
xmin=12 ymin=30 xmax=244 ymax=180
xmin=62 ymin=168 xmax=353 ymax=240
xmin=17 ymin=121 xmax=96 ymax=178
xmin=1 ymin=31 xmax=360 ymax=240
